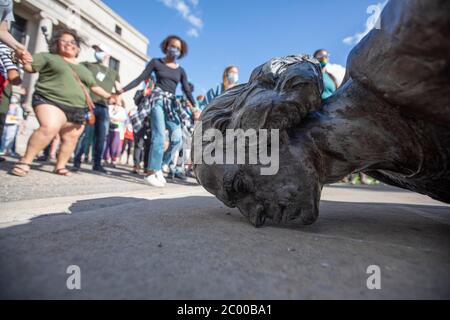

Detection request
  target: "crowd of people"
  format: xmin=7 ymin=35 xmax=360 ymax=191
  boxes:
xmin=0 ymin=0 xmax=377 ymax=188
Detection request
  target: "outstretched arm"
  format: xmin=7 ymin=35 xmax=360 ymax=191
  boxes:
xmin=91 ymin=85 xmax=117 ymax=105
xmin=119 ymin=59 xmax=155 ymax=94
xmin=0 ymin=22 xmax=32 ymax=65
xmin=0 ymin=21 xmax=22 ymax=51
xmin=180 ymin=68 xmax=197 ymax=110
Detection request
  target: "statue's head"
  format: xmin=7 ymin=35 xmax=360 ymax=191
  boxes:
xmin=193 ymin=55 xmax=324 ymax=227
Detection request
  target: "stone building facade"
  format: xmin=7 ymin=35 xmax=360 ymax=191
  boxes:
xmin=12 ymin=0 xmax=149 ymax=109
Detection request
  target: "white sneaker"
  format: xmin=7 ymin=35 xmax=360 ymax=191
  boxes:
xmin=144 ymin=174 xmax=165 ymax=188
xmin=156 ymin=170 xmax=167 ymax=185
xmin=162 ymin=164 xmax=170 ymax=174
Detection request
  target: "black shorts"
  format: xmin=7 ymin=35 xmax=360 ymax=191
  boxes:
xmin=32 ymin=94 xmax=87 ymax=125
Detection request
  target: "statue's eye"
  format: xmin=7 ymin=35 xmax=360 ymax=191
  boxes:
xmin=223 ymin=171 xmax=237 ymax=197
xmin=281 ymin=76 xmax=301 ymax=91
xmin=232 ymin=174 xmax=254 ymax=194
xmin=233 ymin=177 xmax=244 ymax=193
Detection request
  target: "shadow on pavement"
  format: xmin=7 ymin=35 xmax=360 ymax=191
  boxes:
xmin=325 ymin=183 xmax=412 ymax=193
xmin=0 ymin=157 xmax=48 ymax=173
xmin=0 ymin=157 xmax=199 ymax=187
xmin=74 ymin=165 xmax=200 ymax=187
xmin=0 ymin=195 xmax=449 ymax=299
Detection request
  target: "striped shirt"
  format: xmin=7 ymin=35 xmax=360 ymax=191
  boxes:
xmin=0 ymin=42 xmax=18 ymax=78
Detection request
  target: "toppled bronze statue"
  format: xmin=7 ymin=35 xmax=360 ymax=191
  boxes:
xmin=192 ymin=0 xmax=450 ymax=227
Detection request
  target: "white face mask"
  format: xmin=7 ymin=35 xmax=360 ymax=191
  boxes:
xmin=95 ymin=51 xmax=106 ymax=62
xmin=227 ymin=73 xmax=239 ymax=84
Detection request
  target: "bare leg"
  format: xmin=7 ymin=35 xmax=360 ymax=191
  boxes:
xmin=55 ymin=122 xmax=84 ymax=171
xmin=49 ymin=134 xmax=61 ymax=160
xmin=20 ymin=104 xmax=66 ymax=165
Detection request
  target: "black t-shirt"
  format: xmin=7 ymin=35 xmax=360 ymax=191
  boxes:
xmin=122 ymin=58 xmax=196 ymax=106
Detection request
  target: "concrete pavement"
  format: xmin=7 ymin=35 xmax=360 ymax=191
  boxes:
xmin=0 ymin=157 xmax=449 ymax=299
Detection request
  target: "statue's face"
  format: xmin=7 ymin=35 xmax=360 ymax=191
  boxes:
xmin=194 ymin=56 xmax=324 ymax=227
xmin=195 ymin=134 xmax=322 ymax=227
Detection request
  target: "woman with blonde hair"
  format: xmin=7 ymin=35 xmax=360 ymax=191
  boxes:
xmin=204 ymin=65 xmax=239 ymax=106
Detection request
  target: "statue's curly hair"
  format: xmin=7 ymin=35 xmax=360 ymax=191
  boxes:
xmin=198 ymin=55 xmax=324 ymax=136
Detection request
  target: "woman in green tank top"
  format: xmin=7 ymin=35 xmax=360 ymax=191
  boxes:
xmin=12 ymin=28 xmax=118 ymax=177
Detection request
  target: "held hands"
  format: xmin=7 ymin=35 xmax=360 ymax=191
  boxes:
xmin=186 ymin=100 xmax=201 ymax=120
xmin=192 ymin=109 xmax=201 ymax=121
xmin=15 ymin=47 xmax=33 ymax=65
xmin=108 ymin=94 xmax=121 ymax=105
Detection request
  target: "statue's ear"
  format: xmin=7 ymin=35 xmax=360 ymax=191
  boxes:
xmin=230 ymin=55 xmax=323 ymax=132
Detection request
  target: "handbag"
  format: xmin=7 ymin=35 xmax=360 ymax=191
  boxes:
xmin=70 ymin=69 xmax=96 ymax=126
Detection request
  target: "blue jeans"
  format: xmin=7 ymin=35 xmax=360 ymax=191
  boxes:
xmin=0 ymin=124 xmax=18 ymax=153
xmin=73 ymin=124 xmax=94 ymax=161
xmin=74 ymin=104 xmax=110 ymax=167
xmin=148 ymin=99 xmax=182 ymax=171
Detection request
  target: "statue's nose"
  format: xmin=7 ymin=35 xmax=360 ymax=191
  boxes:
xmin=247 ymin=204 xmax=266 ymax=228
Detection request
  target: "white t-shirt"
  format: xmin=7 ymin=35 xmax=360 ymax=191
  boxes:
xmin=5 ymin=103 xmax=23 ymax=125
xmin=108 ymin=105 xmax=127 ymax=135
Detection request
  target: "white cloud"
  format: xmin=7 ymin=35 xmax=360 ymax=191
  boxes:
xmin=324 ymin=64 xmax=347 ymax=87
xmin=159 ymin=0 xmax=203 ymax=37
xmin=343 ymin=1 xmax=388 ymax=45
xmin=187 ymin=28 xmax=199 ymax=38
xmin=189 ymin=0 xmax=199 ymax=7
xmin=187 ymin=15 xmax=203 ymax=28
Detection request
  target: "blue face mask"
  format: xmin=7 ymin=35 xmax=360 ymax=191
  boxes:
xmin=227 ymin=73 xmax=239 ymax=84
xmin=167 ymin=46 xmax=181 ymax=59
xmin=318 ymin=55 xmax=329 ymax=68
xmin=95 ymin=51 xmax=106 ymax=62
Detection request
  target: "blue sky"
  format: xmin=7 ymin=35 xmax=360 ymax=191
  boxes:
xmin=103 ymin=0 xmax=384 ymax=95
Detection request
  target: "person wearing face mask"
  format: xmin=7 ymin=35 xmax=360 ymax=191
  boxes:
xmin=72 ymin=44 xmax=122 ymax=173
xmin=313 ymin=49 xmax=339 ymax=99
xmin=205 ymin=65 xmax=239 ymax=106
xmin=116 ymin=35 xmax=197 ymax=188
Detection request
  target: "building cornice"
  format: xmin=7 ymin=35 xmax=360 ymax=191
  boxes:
xmin=90 ymin=0 xmax=149 ymax=44
xmin=23 ymin=0 xmax=150 ymax=62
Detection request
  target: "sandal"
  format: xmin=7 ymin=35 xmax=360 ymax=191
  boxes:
xmin=54 ymin=168 xmax=72 ymax=177
xmin=11 ymin=162 xmax=31 ymax=177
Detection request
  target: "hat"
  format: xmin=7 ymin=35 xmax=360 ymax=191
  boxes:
xmin=92 ymin=43 xmax=111 ymax=54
